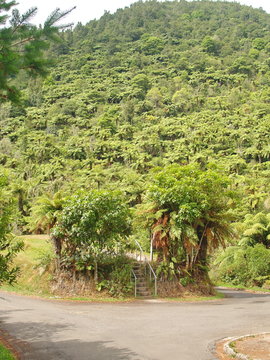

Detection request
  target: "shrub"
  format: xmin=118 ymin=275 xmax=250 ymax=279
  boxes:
xmin=215 ymin=244 xmax=270 ymax=286
xmin=96 ymin=255 xmax=133 ymax=297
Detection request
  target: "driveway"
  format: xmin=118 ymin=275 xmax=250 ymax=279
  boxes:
xmin=0 ymin=289 xmax=269 ymax=360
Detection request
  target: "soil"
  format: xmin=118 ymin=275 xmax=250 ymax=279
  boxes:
xmin=216 ymin=340 xmax=235 ymax=360
xmin=216 ymin=334 xmax=270 ymax=360
xmin=235 ymin=334 xmax=270 ymax=360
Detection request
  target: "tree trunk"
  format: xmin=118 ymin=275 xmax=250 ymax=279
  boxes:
xmin=196 ymin=234 xmax=208 ymax=266
xmin=18 ymin=190 xmax=27 ymax=216
xmin=195 ymin=227 xmax=210 ymax=283
xmin=51 ymin=234 xmax=62 ymax=270
xmin=94 ymin=260 xmax=98 ymax=283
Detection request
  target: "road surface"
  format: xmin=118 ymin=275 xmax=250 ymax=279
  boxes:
xmin=0 ymin=289 xmax=269 ymax=359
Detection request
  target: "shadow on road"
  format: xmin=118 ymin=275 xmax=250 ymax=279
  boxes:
xmin=0 ymin=311 xmax=139 ymax=360
xmin=219 ymin=288 xmax=270 ymax=299
xmin=31 ymin=339 xmax=139 ymax=360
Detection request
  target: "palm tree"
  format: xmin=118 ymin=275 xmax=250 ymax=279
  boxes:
xmin=238 ymin=212 xmax=270 ymax=248
xmin=27 ymin=192 xmax=66 ymax=265
xmin=138 ymin=164 xmax=236 ymax=281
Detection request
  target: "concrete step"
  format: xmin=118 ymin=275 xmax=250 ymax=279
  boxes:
xmin=133 ymin=272 xmax=146 ymax=277
xmin=133 ymin=270 xmax=144 ymax=277
xmin=133 ymin=269 xmax=145 ymax=273
xmin=137 ymin=292 xmax=151 ymax=297
xmin=133 ymin=263 xmax=142 ymax=268
xmin=137 ymin=285 xmax=151 ymax=292
xmin=137 ymin=288 xmax=151 ymax=293
xmin=137 ymin=283 xmax=148 ymax=288
xmin=132 ymin=263 xmax=152 ymax=297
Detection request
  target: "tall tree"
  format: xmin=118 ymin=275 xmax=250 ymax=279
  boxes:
xmin=138 ymin=164 xmax=236 ymax=280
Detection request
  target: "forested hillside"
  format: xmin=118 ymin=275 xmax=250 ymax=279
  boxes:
xmin=1 ymin=0 xmax=270 ymax=293
xmin=2 ymin=0 xmax=270 ymax=216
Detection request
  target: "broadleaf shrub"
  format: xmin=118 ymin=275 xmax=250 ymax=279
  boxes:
xmin=215 ymin=244 xmax=270 ymax=286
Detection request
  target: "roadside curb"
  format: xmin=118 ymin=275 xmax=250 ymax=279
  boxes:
xmin=0 ymin=327 xmax=31 ymax=360
xmin=0 ymin=329 xmax=19 ymax=360
xmin=223 ymin=333 xmax=270 ymax=360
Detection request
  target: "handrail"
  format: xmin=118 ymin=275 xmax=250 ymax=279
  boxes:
xmin=133 ymin=239 xmax=158 ymax=297
xmin=131 ymin=269 xmax=137 ymax=297
xmin=134 ymin=239 xmax=146 ymax=261
xmin=147 ymin=262 xmax=157 ymax=297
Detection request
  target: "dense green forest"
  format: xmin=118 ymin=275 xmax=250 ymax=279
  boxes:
xmin=1 ymin=0 xmax=270 ymax=295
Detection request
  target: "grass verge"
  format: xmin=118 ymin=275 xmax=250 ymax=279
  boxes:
xmin=216 ymin=282 xmax=270 ymax=293
xmin=55 ymin=296 xmax=133 ymax=302
xmin=164 ymin=290 xmax=225 ymax=302
xmin=1 ymin=235 xmax=228 ymax=302
xmin=1 ymin=235 xmax=53 ymax=297
xmin=0 ymin=343 xmax=15 ymax=360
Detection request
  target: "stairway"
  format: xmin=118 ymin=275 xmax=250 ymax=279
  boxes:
xmin=133 ymin=263 xmax=152 ymax=298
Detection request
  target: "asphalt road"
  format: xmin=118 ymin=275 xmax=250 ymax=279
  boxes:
xmin=0 ymin=289 xmax=270 ymax=360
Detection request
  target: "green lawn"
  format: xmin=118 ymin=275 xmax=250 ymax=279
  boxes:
xmin=1 ymin=235 xmax=53 ymax=297
xmin=0 ymin=343 xmax=15 ymax=360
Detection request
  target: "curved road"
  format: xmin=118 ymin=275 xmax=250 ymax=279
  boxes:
xmin=0 ymin=289 xmax=270 ymax=360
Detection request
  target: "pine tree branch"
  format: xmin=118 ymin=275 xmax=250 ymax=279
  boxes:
xmin=11 ymin=7 xmax=38 ymax=34
xmin=11 ymin=36 xmax=35 ymax=47
xmin=44 ymin=6 xmax=76 ymax=29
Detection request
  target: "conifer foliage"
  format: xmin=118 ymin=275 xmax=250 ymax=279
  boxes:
xmin=0 ymin=0 xmax=74 ymax=103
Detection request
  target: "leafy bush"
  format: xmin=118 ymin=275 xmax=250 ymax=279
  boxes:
xmin=35 ymin=249 xmax=55 ymax=271
xmin=215 ymin=244 xmax=270 ymax=286
xmin=263 ymin=279 xmax=270 ymax=289
xmin=53 ymin=190 xmax=131 ymax=281
xmin=96 ymin=255 xmax=133 ymax=297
